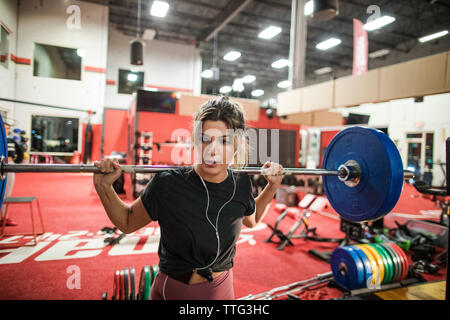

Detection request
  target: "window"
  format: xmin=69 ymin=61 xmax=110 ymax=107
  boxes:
xmin=0 ymin=23 xmax=10 ymax=70
xmin=33 ymin=43 xmax=82 ymax=80
xmin=31 ymin=115 xmax=79 ymax=153
xmin=118 ymin=69 xmax=144 ymax=94
xmin=0 ymin=110 xmax=7 ymax=123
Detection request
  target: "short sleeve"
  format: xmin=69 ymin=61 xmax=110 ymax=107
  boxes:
xmin=140 ymin=173 xmax=164 ymax=221
xmin=244 ymin=174 xmax=256 ymax=216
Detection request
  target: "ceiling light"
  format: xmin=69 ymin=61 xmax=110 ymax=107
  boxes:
xmin=151 ymin=1 xmax=170 ymax=18
xmin=258 ymin=26 xmax=282 ymax=40
xmin=76 ymin=49 xmax=85 ymax=57
xmin=223 ymin=51 xmax=241 ymax=61
xmin=277 ymin=80 xmax=291 ymax=89
xmin=241 ymin=75 xmax=256 ymax=83
xmin=369 ymin=48 xmax=390 ymax=59
xmin=219 ymin=85 xmax=232 ymax=94
xmin=232 ymin=79 xmax=245 ymax=92
xmin=146 ymin=87 xmax=159 ymax=92
xmin=201 ymin=69 xmax=213 ymax=79
xmin=418 ymin=30 xmax=448 ymax=43
xmin=363 ymin=16 xmax=395 ymax=31
xmin=304 ymin=0 xmax=314 ymax=16
xmin=316 ymin=38 xmax=341 ymax=50
xmin=251 ymin=89 xmax=264 ymax=97
xmin=127 ymin=73 xmax=138 ymax=82
xmin=271 ymin=58 xmax=291 ymax=69
xmin=314 ymin=67 xmax=333 ymax=75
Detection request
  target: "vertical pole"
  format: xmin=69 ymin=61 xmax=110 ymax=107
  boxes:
xmin=446 ymin=138 xmax=449 ymax=300
xmin=288 ymin=0 xmax=308 ymax=89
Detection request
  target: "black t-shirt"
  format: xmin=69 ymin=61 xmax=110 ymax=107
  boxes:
xmin=140 ymin=166 xmax=255 ymax=278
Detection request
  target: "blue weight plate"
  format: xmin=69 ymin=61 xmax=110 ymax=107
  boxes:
xmin=330 ymin=246 xmax=365 ymax=290
xmin=322 ymin=127 xmax=404 ymax=222
xmin=351 ymin=245 xmax=372 ymax=288
xmin=0 ymin=115 xmax=8 ymax=209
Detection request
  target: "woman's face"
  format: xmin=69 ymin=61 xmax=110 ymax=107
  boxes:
xmin=195 ymin=120 xmax=235 ymax=176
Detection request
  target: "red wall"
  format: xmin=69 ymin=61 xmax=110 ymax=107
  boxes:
xmin=103 ymin=109 xmax=129 ymax=157
xmin=320 ymin=130 xmax=339 ymax=167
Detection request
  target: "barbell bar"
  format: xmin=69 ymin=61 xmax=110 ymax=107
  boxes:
xmin=0 ymin=115 xmax=413 ymax=222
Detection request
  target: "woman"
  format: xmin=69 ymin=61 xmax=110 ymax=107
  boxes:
xmin=94 ymin=96 xmax=283 ymax=300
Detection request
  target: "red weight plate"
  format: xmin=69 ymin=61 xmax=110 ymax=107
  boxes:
xmin=119 ymin=270 xmax=124 ymax=300
xmin=113 ymin=270 xmax=120 ymax=300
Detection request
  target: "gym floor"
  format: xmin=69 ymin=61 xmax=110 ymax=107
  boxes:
xmin=0 ymin=172 xmax=445 ymax=300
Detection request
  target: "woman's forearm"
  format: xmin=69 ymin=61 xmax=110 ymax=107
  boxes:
xmin=94 ymin=183 xmax=131 ymax=233
xmin=254 ymin=183 xmax=278 ymax=225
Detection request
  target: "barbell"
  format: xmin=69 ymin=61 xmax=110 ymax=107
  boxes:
xmin=0 ymin=115 xmax=411 ymax=222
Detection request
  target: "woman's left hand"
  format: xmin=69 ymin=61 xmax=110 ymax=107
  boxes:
xmin=262 ymin=161 xmax=283 ymax=188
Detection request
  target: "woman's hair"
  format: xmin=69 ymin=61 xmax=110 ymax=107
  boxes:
xmin=192 ymin=95 xmax=249 ymax=169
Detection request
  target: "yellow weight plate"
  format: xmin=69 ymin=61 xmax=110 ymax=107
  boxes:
xmin=361 ymin=244 xmax=385 ymax=286
xmin=355 ymin=244 xmax=380 ymax=288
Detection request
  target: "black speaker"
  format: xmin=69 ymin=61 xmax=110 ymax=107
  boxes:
xmin=130 ymin=39 xmax=144 ymax=65
xmin=313 ymin=0 xmax=339 ymax=21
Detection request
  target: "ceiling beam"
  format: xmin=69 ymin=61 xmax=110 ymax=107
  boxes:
xmin=196 ymin=0 xmax=254 ymax=44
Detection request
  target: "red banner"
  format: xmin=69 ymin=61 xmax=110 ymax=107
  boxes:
xmin=353 ymin=18 xmax=368 ymax=76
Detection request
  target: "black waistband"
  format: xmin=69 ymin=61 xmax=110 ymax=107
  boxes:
xmin=171 ymin=268 xmax=214 ymax=284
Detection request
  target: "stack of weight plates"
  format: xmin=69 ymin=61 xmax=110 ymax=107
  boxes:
xmin=330 ymin=243 xmax=409 ymax=290
xmin=102 ymin=265 xmax=159 ymax=300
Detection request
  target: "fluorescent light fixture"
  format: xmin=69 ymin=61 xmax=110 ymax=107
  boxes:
xmin=127 ymin=73 xmax=138 ymax=82
xmin=258 ymin=26 xmax=282 ymax=39
xmin=304 ymin=0 xmax=314 ymax=16
xmin=316 ymin=38 xmax=341 ymax=50
xmin=369 ymin=48 xmax=390 ymax=59
xmin=201 ymin=69 xmax=213 ymax=78
xmin=241 ymin=75 xmax=256 ymax=83
xmin=277 ymin=80 xmax=291 ymax=89
xmin=223 ymin=51 xmax=241 ymax=61
xmin=314 ymin=67 xmax=333 ymax=75
xmin=219 ymin=85 xmax=232 ymax=94
xmin=363 ymin=16 xmax=395 ymax=31
xmin=419 ymin=30 xmax=448 ymax=43
xmin=232 ymin=79 xmax=245 ymax=92
xmin=147 ymin=87 xmax=159 ymax=92
xmin=251 ymin=89 xmax=264 ymax=97
xmin=271 ymin=58 xmax=291 ymax=69
xmin=76 ymin=49 xmax=85 ymax=57
xmin=151 ymin=1 xmax=170 ymax=18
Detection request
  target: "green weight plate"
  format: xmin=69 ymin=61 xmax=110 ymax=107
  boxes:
xmin=143 ymin=266 xmax=151 ymax=300
xmin=372 ymin=244 xmax=393 ymax=284
xmin=381 ymin=243 xmax=401 ymax=283
xmin=138 ymin=266 xmax=149 ymax=300
xmin=150 ymin=265 xmax=159 ymax=285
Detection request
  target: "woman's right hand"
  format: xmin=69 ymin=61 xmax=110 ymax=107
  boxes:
xmin=93 ymin=158 xmax=122 ymax=188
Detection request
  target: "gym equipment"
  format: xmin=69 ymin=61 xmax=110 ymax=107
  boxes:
xmin=104 ymin=265 xmax=157 ymax=300
xmin=138 ymin=266 xmax=151 ymax=300
xmin=0 ymin=115 xmax=413 ymax=222
xmin=265 ymin=194 xmax=318 ymax=249
xmin=130 ymin=267 xmax=136 ymax=300
xmin=307 ymin=219 xmax=365 ymax=263
xmin=322 ymin=127 xmax=404 ymax=222
xmin=238 ymin=271 xmax=333 ymax=300
xmin=330 ymin=242 xmax=410 ymax=290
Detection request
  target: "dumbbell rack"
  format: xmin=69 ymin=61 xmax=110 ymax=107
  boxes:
xmin=102 ymin=265 xmax=159 ymax=300
xmin=133 ymin=131 xmax=154 ymax=197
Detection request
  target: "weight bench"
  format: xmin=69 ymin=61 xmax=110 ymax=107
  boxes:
xmin=0 ymin=197 xmax=45 ymax=247
xmin=265 ymin=194 xmax=318 ymax=250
